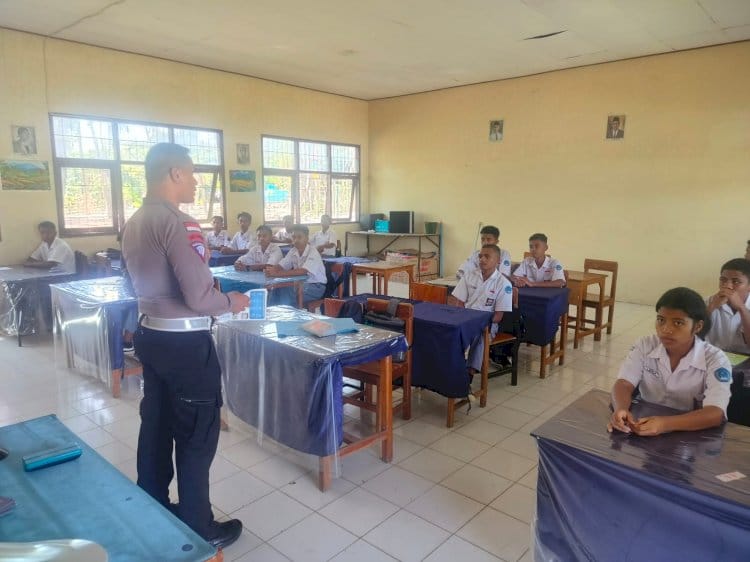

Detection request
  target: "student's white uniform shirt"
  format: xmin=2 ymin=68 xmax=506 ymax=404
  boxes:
xmin=617 ymin=334 xmax=732 ymax=416
xmin=235 ymin=243 xmax=283 ymax=267
xmin=206 ymin=230 xmax=230 ymax=249
xmin=279 ymin=244 xmax=327 ymax=284
xmin=457 ymin=248 xmax=512 ymax=279
xmin=705 ymin=294 xmax=750 ymax=354
xmin=229 ymin=230 xmax=254 ymax=251
xmin=310 ymin=228 xmax=337 ymax=257
xmin=452 ymin=269 xmax=513 ymax=314
xmin=274 ymin=228 xmax=292 ymax=243
xmin=30 ymin=237 xmax=75 ymax=273
xmin=514 ymin=256 xmax=565 ymax=283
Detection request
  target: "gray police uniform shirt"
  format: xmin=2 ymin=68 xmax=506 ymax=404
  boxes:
xmin=457 ymin=248 xmax=512 ymax=279
xmin=705 ymin=294 xmax=750 ymax=354
xmin=514 ymin=256 xmax=566 ymax=283
xmin=616 ymin=334 xmax=732 ymax=416
xmin=279 ymin=244 xmax=327 ymax=284
xmin=452 ymin=268 xmax=513 ymax=314
xmin=122 ymin=196 xmax=231 ymax=319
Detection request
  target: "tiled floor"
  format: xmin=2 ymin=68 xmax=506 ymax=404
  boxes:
xmin=0 ymin=284 xmax=657 ymax=561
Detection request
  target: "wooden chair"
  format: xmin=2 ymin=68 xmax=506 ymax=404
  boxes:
xmin=306 ymin=262 xmax=345 ymax=312
xmin=409 ymin=282 xmax=447 ymax=304
xmin=582 ymin=259 xmax=618 ymax=335
xmin=326 ymin=297 xmax=414 ymax=422
xmin=487 ymin=287 xmax=522 ymax=386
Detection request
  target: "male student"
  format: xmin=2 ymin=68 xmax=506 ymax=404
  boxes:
xmin=705 ymin=258 xmax=750 ymax=354
xmin=234 ymin=225 xmax=283 ymax=271
xmin=205 ymin=216 xmax=230 ymax=250
xmin=512 ymin=233 xmax=566 ymax=288
xmin=266 ymin=224 xmax=327 ymax=304
xmin=25 ymin=221 xmax=75 ymax=273
xmin=310 ymin=214 xmax=337 ymax=257
xmin=457 ymin=225 xmax=512 ymax=279
xmin=452 ymin=244 xmax=513 ymax=382
xmin=273 ymin=215 xmax=294 ymax=243
xmin=222 ymin=212 xmax=253 ymax=254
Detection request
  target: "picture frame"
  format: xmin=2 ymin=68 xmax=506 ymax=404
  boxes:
xmin=236 ymin=143 xmax=250 ymax=164
xmin=488 ymin=119 xmax=504 ymax=142
xmin=11 ymin=125 xmax=37 ymax=155
xmin=605 ymin=115 xmax=626 ymax=140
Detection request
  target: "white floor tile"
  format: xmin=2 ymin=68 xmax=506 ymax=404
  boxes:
xmin=77 ymin=426 xmax=117 ymax=448
xmin=440 ymin=464 xmax=512 ymax=504
xmin=269 ymin=513 xmax=356 ymax=561
xmin=457 ymin=507 xmax=530 ymax=561
xmin=398 ymin=448 xmax=464 ymax=482
xmin=406 ymin=485 xmax=483 ymax=532
xmin=247 ymin=454 xmax=308 ymax=487
xmin=231 ymin=491 xmax=312 ymax=541
xmin=209 ymin=454 xmax=241 ymax=484
xmin=94 ymin=440 xmax=136 ymax=464
xmin=221 ymin=529 xmax=263 ymax=561
xmin=280 ymin=470 xmax=354 ymax=511
xmin=320 ymin=488 xmax=400 ymax=536
xmin=429 ymin=432 xmax=492 ymax=462
xmin=364 ymin=510 xmax=450 ymax=562
xmin=394 ymin=419 xmax=450 ymax=445
xmin=479 ymin=406 xmax=535 ymax=430
xmin=210 ymin=470 xmax=273 ymax=514
xmin=424 ymin=535 xmax=502 ymax=561
xmin=363 ymin=466 xmax=435 ymax=507
xmin=498 ymin=431 xmax=539 ymax=461
xmin=489 ymin=483 xmax=537 ymax=524
xmin=517 ymin=466 xmax=538 ymax=490
xmin=218 ymin=437 xmax=274 ymax=468
xmin=340 ymin=450 xmax=391 ymax=485
xmin=235 ymin=544 xmax=289 ymax=561
xmin=471 ymin=446 xmax=537 ymax=481
xmin=329 ymin=539 xmax=397 ymax=561
xmin=456 ymin=419 xmax=514 ymax=445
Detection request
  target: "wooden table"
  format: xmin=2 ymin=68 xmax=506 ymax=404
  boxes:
xmin=351 ymin=261 xmax=415 ymax=296
xmin=209 ymin=266 xmax=306 ymax=308
xmin=566 ymin=270 xmax=607 ymax=348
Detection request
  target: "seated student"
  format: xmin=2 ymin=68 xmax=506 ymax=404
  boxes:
xmin=266 ymin=224 xmax=327 ymax=304
xmin=705 ymin=258 xmax=750 ymax=354
xmin=234 ymin=225 xmax=283 ymax=271
xmin=25 ymin=221 xmax=75 ymax=273
xmin=273 ymin=215 xmax=294 ymax=243
xmin=609 ymin=287 xmax=731 ymax=436
xmin=456 ymin=225 xmax=512 ymax=279
xmin=511 ymin=233 xmax=565 ymax=288
xmin=222 ymin=212 xmax=253 ymax=254
xmin=206 ymin=215 xmax=230 ymax=250
xmin=452 ymin=244 xmax=513 ymax=382
xmin=310 ymin=214 xmax=337 ymax=257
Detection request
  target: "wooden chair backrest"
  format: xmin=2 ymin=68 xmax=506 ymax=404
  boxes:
xmin=583 ymin=258 xmax=618 ymax=299
xmin=323 ymin=298 xmax=345 ymax=318
xmin=329 ymin=262 xmax=345 ymax=298
xmin=409 ymin=282 xmax=447 ymax=304
xmin=365 ymin=298 xmax=414 ymax=347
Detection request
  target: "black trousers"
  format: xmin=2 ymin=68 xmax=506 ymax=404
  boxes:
xmin=133 ymin=327 xmax=222 ymax=538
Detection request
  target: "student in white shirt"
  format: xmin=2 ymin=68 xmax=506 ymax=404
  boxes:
xmin=266 ymin=224 xmax=327 ymax=304
xmin=456 ymin=225 xmax=512 ymax=279
xmin=705 ymin=258 xmax=750 ymax=354
xmin=310 ymin=214 xmax=337 ymax=257
xmin=234 ymin=225 xmax=283 ymax=271
xmin=206 ymin=216 xmax=230 ymax=250
xmin=452 ymin=244 xmax=513 ymax=377
xmin=609 ymin=287 xmax=731 ymax=436
xmin=273 ymin=215 xmax=294 ymax=244
xmin=512 ymin=233 xmax=566 ymax=288
xmin=25 ymin=221 xmax=75 ymax=273
xmin=223 ymin=212 xmax=253 ymax=254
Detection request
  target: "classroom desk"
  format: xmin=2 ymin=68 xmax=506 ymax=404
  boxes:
xmin=209 ymin=266 xmax=307 ymax=308
xmin=208 ymin=250 xmax=237 ymax=267
xmin=351 ymin=261 xmax=415 ymax=296
xmin=531 ymin=389 xmax=750 ymax=562
xmin=566 ymin=270 xmax=607 ymax=348
xmin=215 ymin=306 xmax=407 ymax=490
xmin=50 ymin=277 xmax=140 ymax=398
xmin=322 ymin=256 xmax=374 ymax=297
xmin=0 ymin=414 xmax=220 ymax=562
xmin=0 ymin=265 xmax=77 ymax=346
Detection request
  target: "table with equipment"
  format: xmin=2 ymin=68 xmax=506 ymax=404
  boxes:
xmin=209 ymin=266 xmax=307 ymax=308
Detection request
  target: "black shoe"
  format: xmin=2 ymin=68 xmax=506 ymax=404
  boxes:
xmin=205 ymin=519 xmax=243 ymax=550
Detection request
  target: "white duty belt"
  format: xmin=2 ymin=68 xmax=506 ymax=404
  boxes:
xmin=141 ymin=315 xmax=212 ymax=332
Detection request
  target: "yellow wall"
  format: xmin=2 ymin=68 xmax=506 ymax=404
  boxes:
xmin=369 ymin=42 xmax=750 ymax=304
xmin=0 ymin=28 xmax=368 ymax=263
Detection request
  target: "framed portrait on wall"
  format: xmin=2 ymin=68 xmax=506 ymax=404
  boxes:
xmin=488 ymin=120 xmax=504 ymax=142
xmin=11 ymin=125 xmax=37 ymax=155
xmin=236 ymin=143 xmax=250 ymax=164
xmin=605 ymin=115 xmax=626 ymax=140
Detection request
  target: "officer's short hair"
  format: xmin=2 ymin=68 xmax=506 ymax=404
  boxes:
xmin=481 ymin=244 xmax=501 ymax=259
xmin=655 ymin=287 xmax=711 ymax=338
xmin=256 ymin=224 xmax=273 ymax=236
xmin=237 ymin=212 xmax=252 ymax=222
xmin=38 ymin=221 xmax=56 ymax=231
xmin=291 ymin=224 xmax=309 ymax=237
xmin=721 ymin=258 xmax=750 ymax=280
xmin=145 ymin=143 xmax=191 ymax=187
xmin=480 ymin=226 xmax=500 ymax=239
xmin=529 ymin=233 xmax=547 ymax=244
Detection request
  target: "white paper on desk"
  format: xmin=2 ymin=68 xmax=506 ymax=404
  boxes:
xmin=0 ymin=267 xmax=11 ymax=270
xmin=716 ymin=471 xmax=746 ymax=482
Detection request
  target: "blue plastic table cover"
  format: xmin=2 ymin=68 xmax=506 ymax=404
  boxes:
xmin=0 ymin=266 xmax=76 ymax=337
xmin=215 ymin=306 xmax=407 ymax=457
xmin=0 ymin=415 xmax=217 ymax=562
xmin=207 ymin=250 xmax=236 ymax=267
xmin=516 ymin=287 xmax=568 ymax=346
xmin=209 ymin=266 xmax=307 ymax=294
xmin=338 ymin=294 xmax=492 ymax=398
xmin=50 ymin=277 xmax=137 ymax=390
xmin=531 ymin=389 xmax=750 ymax=562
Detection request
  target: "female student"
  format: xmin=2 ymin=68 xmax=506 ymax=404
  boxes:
xmin=608 ymin=287 xmax=732 ymax=436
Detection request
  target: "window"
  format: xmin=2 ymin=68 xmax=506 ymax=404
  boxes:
xmin=262 ymin=136 xmax=359 ymax=224
xmin=50 ymin=114 xmax=224 ymax=236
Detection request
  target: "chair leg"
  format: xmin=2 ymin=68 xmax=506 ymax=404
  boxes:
xmin=401 ymin=372 xmax=412 ymax=420
xmin=318 ymin=455 xmax=333 ymax=491
xmin=607 ymin=304 xmax=615 ymax=334
xmin=539 ymin=345 xmax=548 ymax=379
xmin=511 ymin=341 xmax=520 ymax=386
xmin=446 ymin=399 xmax=455 ymax=428
xmin=111 ymin=369 xmax=122 ymax=398
xmin=479 ymin=328 xmax=489 ymax=408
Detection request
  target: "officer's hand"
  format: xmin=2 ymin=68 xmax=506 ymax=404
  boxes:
xmin=227 ymin=291 xmax=250 ymax=313
xmin=607 ymin=408 xmax=636 ymax=433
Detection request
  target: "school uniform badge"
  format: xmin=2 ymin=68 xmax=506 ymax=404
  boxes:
xmin=714 ymin=367 xmax=731 ymax=383
xmin=504 ymin=285 xmax=512 ymax=294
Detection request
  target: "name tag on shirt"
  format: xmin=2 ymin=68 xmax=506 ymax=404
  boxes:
xmin=484 ymin=298 xmax=496 ymax=307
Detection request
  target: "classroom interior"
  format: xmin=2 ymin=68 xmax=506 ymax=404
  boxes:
xmin=1 ymin=2 xmax=750 ymax=561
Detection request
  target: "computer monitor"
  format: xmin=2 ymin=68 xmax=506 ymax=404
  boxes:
xmin=389 ymin=211 xmax=414 ymax=234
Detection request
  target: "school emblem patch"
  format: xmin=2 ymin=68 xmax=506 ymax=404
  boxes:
xmin=504 ymin=285 xmax=512 ymax=294
xmin=555 ymin=264 xmax=563 ymax=270
xmin=715 ymin=367 xmax=731 ymax=383
xmin=503 ymin=260 xmax=510 ymax=266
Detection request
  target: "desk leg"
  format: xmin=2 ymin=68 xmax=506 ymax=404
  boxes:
xmin=574 ymin=287 xmax=585 ymax=349
xmin=379 ymin=355 xmax=393 ymax=462
xmin=594 ymin=280 xmax=604 ymax=341
xmin=296 ymin=282 xmax=304 ymax=309
xmin=352 ymin=271 xmax=358 ymax=295
xmin=383 ymin=273 xmax=389 ymax=296
xmin=480 ymin=328 xmax=489 ymax=408
xmin=559 ymin=313 xmax=568 ymax=365
xmin=318 ymin=455 xmax=334 ymax=492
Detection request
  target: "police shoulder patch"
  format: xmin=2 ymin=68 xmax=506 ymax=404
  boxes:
xmin=715 ymin=367 xmax=731 ymax=383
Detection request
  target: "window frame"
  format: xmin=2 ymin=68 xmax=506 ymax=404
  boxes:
xmin=50 ymin=113 xmax=225 ymax=237
xmin=261 ymin=134 xmax=360 ymax=225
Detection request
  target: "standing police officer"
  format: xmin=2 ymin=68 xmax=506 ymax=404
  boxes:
xmin=122 ymin=143 xmax=249 ymax=549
